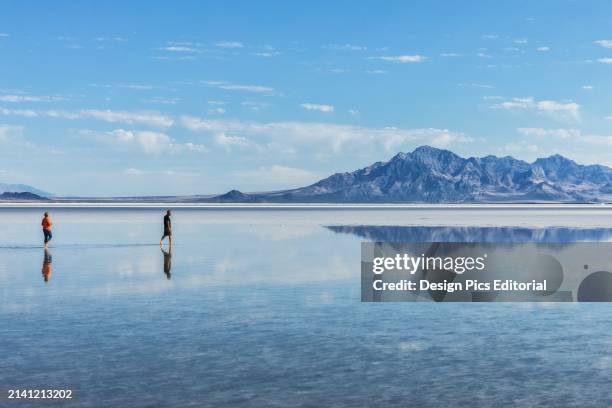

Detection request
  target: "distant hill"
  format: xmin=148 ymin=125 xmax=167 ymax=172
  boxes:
xmin=0 ymin=182 xmax=51 ymax=197
xmin=210 ymin=189 xmax=252 ymax=202
xmin=0 ymin=191 xmax=48 ymax=200
xmin=208 ymin=146 xmax=612 ymax=203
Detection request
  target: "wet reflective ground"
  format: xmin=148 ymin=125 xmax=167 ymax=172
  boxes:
xmin=2 ymin=208 xmax=612 ymax=407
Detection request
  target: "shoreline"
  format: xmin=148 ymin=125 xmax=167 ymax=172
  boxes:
xmin=0 ymin=202 xmax=610 ymax=209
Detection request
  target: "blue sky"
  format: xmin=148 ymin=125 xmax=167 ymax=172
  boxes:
xmin=2 ymin=0 xmax=612 ymax=196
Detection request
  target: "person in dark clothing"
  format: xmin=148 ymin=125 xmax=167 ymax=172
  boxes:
xmin=160 ymin=210 xmax=172 ymax=247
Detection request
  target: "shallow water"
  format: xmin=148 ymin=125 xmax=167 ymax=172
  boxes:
xmin=2 ymin=208 xmax=612 ymax=407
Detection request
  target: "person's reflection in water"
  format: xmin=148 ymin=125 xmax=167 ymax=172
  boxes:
xmin=161 ymin=247 xmax=172 ymax=279
xmin=42 ymin=248 xmax=53 ymax=283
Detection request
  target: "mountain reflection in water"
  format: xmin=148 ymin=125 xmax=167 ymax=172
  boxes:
xmin=326 ymin=225 xmax=612 ymax=243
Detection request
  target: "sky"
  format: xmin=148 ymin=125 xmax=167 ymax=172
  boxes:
xmin=2 ymin=0 xmax=612 ymax=196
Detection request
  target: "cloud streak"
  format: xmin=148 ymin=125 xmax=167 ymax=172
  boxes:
xmin=324 ymin=43 xmax=367 ymax=51
xmin=214 ymin=41 xmax=243 ymax=48
xmin=0 ymin=108 xmax=174 ymax=127
xmin=371 ymin=55 xmax=426 ymax=63
xmin=205 ymin=81 xmax=275 ymax=94
xmin=157 ymin=46 xmax=201 ymax=53
xmin=301 ymin=103 xmax=334 ymax=113
xmin=490 ymin=97 xmax=580 ymax=119
xmin=0 ymin=94 xmax=67 ymax=103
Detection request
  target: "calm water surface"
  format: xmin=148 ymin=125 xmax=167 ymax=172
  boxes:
xmin=2 ymin=208 xmax=612 ymax=407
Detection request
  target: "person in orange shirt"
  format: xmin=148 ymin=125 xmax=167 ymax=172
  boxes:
xmin=42 ymin=248 xmax=52 ymax=283
xmin=42 ymin=212 xmax=53 ymax=248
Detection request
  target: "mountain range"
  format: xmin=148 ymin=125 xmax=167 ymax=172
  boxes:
xmin=209 ymin=146 xmax=612 ymax=203
xmin=3 ymin=146 xmax=612 ymax=203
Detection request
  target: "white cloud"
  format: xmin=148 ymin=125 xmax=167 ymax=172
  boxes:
xmin=582 ymin=85 xmax=594 ymax=90
xmin=111 ymin=129 xmax=173 ymax=154
xmin=458 ymin=83 xmax=494 ymax=89
xmin=301 ymin=103 xmax=334 ymax=113
xmin=491 ymin=97 xmax=535 ymax=109
xmin=141 ymin=97 xmax=179 ymax=105
xmin=482 ymin=34 xmax=499 ymax=39
xmin=537 ymin=100 xmax=580 ymax=117
xmin=214 ymin=41 xmax=243 ymax=48
xmin=121 ymin=84 xmax=155 ymax=90
xmin=214 ymin=132 xmax=250 ymax=150
xmin=372 ymin=55 xmax=426 ymax=63
xmin=81 ymin=109 xmax=173 ymax=127
xmin=490 ymin=97 xmax=580 ymax=119
xmin=153 ymin=55 xmax=196 ymax=61
xmin=502 ymin=141 xmax=539 ymax=153
xmin=595 ymin=40 xmax=612 ymax=49
xmin=517 ymin=127 xmax=612 ymax=148
xmin=440 ymin=53 xmax=462 ymax=57
xmin=597 ymin=58 xmax=612 ymax=64
xmin=235 ymin=165 xmax=320 ymax=187
xmin=180 ymin=116 xmax=473 ymax=154
xmin=88 ymin=83 xmax=113 ymax=88
xmin=94 ymin=36 xmax=127 ymax=42
xmin=253 ymin=45 xmax=280 ymax=57
xmin=157 ymin=46 xmax=197 ymax=52
xmin=182 ymin=142 xmax=207 ymax=152
xmin=0 ymin=124 xmax=23 ymax=141
xmin=208 ymin=107 xmax=226 ymax=115
xmin=0 ymin=94 xmax=66 ymax=103
xmin=518 ymin=127 xmax=581 ymax=139
xmin=220 ymin=84 xmax=274 ymax=93
xmin=90 ymin=83 xmax=164 ymax=91
xmin=252 ymin=51 xmax=281 ymax=57
xmin=324 ymin=44 xmax=367 ymax=51
xmin=124 ymin=168 xmax=151 ymax=176
xmin=348 ymin=109 xmax=360 ymax=116
xmin=514 ymin=38 xmax=528 ymax=44
xmin=0 ymin=108 xmax=174 ymax=127
xmin=536 ymin=46 xmax=550 ymax=52
xmin=364 ymin=69 xmax=388 ymax=74
xmin=123 ymin=168 xmax=192 ymax=177
xmin=0 ymin=124 xmax=37 ymax=151
xmin=582 ymin=134 xmax=612 ymax=146
xmin=205 ymin=80 xmax=275 ymax=94
xmin=167 ymin=41 xmax=204 ymax=47
xmin=85 ymin=128 xmax=206 ymax=154
xmin=241 ymin=101 xmax=268 ymax=111
xmin=0 ymin=108 xmax=38 ymax=117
